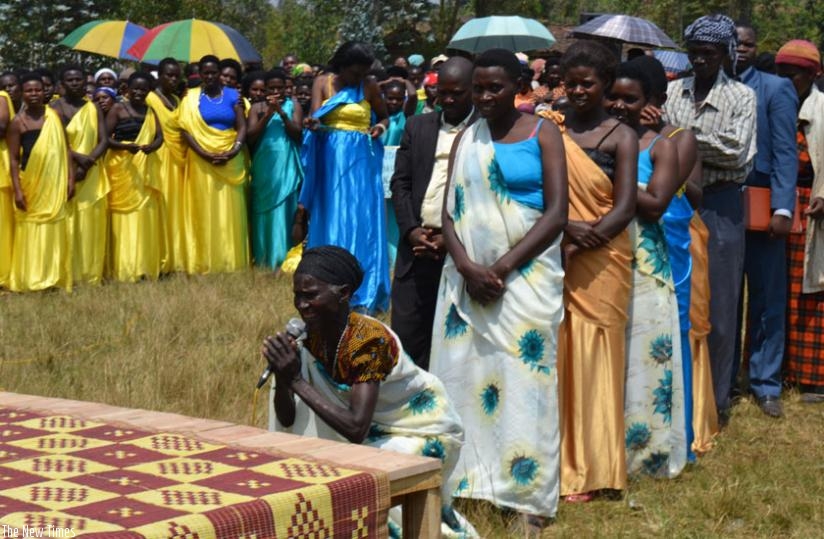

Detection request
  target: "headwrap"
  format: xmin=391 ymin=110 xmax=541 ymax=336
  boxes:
xmin=431 ymin=54 xmax=449 ymax=67
xmin=94 ymin=68 xmax=116 ymax=84
xmin=423 ymin=71 xmax=438 ymax=87
xmin=93 ymin=86 xmax=117 ymax=99
xmin=295 ymin=246 xmax=364 ymax=291
xmin=292 ymin=63 xmax=312 ymax=77
xmin=408 ymin=54 xmax=424 ymax=67
xmin=776 ymin=40 xmax=822 ymax=74
xmin=684 ymin=14 xmax=738 ymax=67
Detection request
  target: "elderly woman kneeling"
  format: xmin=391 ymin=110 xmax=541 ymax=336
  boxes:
xmin=263 ymin=245 xmax=476 ymax=538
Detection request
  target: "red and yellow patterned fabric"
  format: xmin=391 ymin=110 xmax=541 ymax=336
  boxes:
xmin=305 ymin=313 xmax=399 ymax=386
xmin=0 ymin=407 xmax=389 ymax=538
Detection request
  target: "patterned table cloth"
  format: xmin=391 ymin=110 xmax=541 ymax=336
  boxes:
xmin=0 ymin=406 xmax=389 ymax=538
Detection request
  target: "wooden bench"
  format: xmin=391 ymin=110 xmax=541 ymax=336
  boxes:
xmin=0 ymin=392 xmax=442 ymax=538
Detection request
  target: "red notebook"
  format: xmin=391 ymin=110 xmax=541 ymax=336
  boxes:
xmin=742 ymin=186 xmax=804 ymax=233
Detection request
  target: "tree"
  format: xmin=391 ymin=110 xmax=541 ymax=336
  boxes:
xmin=339 ymin=0 xmax=387 ymax=59
xmin=0 ymin=0 xmax=105 ymax=69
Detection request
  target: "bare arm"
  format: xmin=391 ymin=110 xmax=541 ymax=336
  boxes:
xmin=284 ymin=97 xmax=303 ymax=143
xmin=0 ymin=97 xmax=9 ymax=139
xmin=7 ymin=117 xmax=24 ymax=210
xmin=245 ymin=101 xmax=269 ymax=145
xmin=89 ymin=103 xmax=109 ymax=162
xmin=491 ymin=120 xmax=568 ymax=278
xmin=593 ymin=123 xmax=637 ymax=239
xmin=264 ymin=333 xmax=379 ymax=443
xmin=366 ymin=79 xmax=388 ymax=139
xmin=403 ymin=79 xmax=418 ymax=117
xmin=140 ymin=112 xmax=163 ymax=153
xmin=636 ymin=136 xmax=680 ymax=221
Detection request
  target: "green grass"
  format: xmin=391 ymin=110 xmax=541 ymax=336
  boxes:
xmin=2 ymin=271 xmax=823 ymax=537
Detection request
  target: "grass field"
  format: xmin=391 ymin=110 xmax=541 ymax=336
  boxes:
xmin=1 ymin=271 xmax=823 ymax=537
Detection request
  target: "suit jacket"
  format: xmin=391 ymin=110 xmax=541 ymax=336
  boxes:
xmin=390 ymin=110 xmax=476 ymax=279
xmin=740 ymin=67 xmax=799 ymax=212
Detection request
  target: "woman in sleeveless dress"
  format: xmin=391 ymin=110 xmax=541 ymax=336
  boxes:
xmin=104 ymin=72 xmax=164 ymax=282
xmin=429 ymin=49 xmax=568 ymax=530
xmin=299 ymin=42 xmax=390 ymax=313
xmin=539 ymin=40 xmax=637 ymax=501
xmin=607 ymin=61 xmax=688 ymax=478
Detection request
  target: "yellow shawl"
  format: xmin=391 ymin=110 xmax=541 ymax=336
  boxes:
xmin=66 ymin=100 xmax=109 ymax=209
xmin=107 ymin=108 xmax=160 ymax=213
xmin=0 ymin=90 xmax=15 ymax=190
xmin=178 ymin=87 xmax=247 ymax=186
xmin=146 ymin=91 xmax=186 ymax=162
xmin=17 ymin=107 xmax=68 ymax=223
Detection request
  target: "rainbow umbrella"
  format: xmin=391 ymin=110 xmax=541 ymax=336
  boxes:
xmin=59 ymin=20 xmax=148 ymax=61
xmin=126 ymin=19 xmax=261 ymax=64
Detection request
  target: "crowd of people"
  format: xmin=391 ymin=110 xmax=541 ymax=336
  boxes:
xmin=2 ymin=10 xmax=824 ymax=536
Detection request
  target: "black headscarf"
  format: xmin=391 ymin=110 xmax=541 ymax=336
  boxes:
xmin=295 ymin=245 xmax=364 ymax=290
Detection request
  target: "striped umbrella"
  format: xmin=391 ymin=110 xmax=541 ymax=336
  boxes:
xmin=448 ymin=16 xmax=555 ymax=53
xmin=572 ymin=14 xmax=678 ymax=49
xmin=126 ymin=19 xmax=261 ymax=64
xmin=58 ymin=20 xmax=147 ymax=61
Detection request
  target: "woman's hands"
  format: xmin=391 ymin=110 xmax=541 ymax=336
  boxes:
xmin=565 ymin=218 xmax=608 ymax=249
xmin=459 ymin=260 xmax=504 ymax=305
xmin=262 ymin=333 xmax=302 ymax=384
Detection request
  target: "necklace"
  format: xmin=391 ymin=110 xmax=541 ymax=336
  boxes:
xmin=201 ymin=88 xmax=224 ymax=105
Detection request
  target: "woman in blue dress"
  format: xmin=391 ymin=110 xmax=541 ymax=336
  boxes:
xmin=247 ymin=68 xmax=304 ymax=269
xmin=300 ymin=42 xmax=390 ymax=313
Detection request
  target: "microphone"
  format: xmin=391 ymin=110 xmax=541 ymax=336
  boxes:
xmin=257 ymin=318 xmax=306 ymax=389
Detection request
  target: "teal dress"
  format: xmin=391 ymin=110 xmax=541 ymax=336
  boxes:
xmin=250 ymin=99 xmax=303 ymax=269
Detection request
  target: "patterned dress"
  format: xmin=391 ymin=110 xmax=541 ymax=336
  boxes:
xmin=429 ymin=120 xmax=565 ymax=517
xmin=624 ymin=138 xmax=687 ymax=477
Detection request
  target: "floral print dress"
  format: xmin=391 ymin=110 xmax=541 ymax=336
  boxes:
xmin=624 ymin=137 xmax=688 ymax=477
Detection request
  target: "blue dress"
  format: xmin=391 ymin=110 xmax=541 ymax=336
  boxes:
xmin=662 ymin=164 xmax=696 ymax=462
xmin=250 ymin=99 xmax=303 ymax=269
xmin=300 ymin=83 xmax=390 ymax=312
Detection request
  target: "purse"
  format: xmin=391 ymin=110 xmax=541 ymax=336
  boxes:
xmin=742 ymin=186 xmax=804 ymax=233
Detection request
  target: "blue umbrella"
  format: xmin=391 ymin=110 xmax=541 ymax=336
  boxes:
xmin=448 ymin=16 xmax=555 ymax=53
xmin=572 ymin=14 xmax=677 ymax=49
xmin=654 ymin=50 xmax=691 ymax=74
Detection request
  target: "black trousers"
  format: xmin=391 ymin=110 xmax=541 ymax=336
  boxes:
xmin=390 ymin=257 xmax=444 ymax=370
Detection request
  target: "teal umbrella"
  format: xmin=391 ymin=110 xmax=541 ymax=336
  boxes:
xmin=448 ymin=16 xmax=555 ymax=53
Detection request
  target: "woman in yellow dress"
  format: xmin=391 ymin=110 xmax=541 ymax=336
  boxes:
xmin=146 ymin=57 xmax=186 ymax=273
xmin=52 ymin=65 xmax=109 ymax=285
xmin=179 ymin=55 xmax=249 ymax=274
xmin=7 ymin=73 xmax=75 ymax=292
xmin=104 ymin=71 xmax=163 ymax=282
xmin=0 ymin=86 xmax=15 ymax=288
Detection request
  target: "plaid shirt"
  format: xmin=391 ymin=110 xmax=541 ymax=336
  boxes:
xmin=664 ymin=70 xmax=757 ymax=187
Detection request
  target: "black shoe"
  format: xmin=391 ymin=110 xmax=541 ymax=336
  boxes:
xmin=757 ymin=396 xmax=783 ymax=418
xmin=717 ymin=407 xmax=731 ymax=428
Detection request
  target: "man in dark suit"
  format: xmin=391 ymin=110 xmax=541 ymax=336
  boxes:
xmin=390 ymin=57 xmax=475 ymax=369
xmin=734 ymin=22 xmax=799 ymax=418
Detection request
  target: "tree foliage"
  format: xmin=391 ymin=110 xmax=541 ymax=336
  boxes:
xmin=1 ymin=0 xmax=823 ymax=71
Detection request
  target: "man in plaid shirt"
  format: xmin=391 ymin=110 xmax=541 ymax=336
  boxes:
xmin=664 ymin=14 xmax=757 ymax=426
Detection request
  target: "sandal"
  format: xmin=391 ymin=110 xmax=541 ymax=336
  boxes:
xmin=563 ymin=492 xmax=594 ymax=503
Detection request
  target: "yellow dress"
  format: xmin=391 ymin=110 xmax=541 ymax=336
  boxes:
xmin=688 ymin=214 xmax=719 ymax=452
xmin=178 ymin=87 xmax=249 ymax=274
xmin=0 ymin=90 xmax=15 ymax=288
xmin=147 ymin=91 xmax=186 ymax=273
xmin=9 ymin=107 xmax=72 ymax=292
xmin=557 ymin=133 xmax=632 ymax=495
xmin=66 ymin=100 xmax=109 ymax=285
xmin=104 ymin=109 xmax=163 ymax=282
